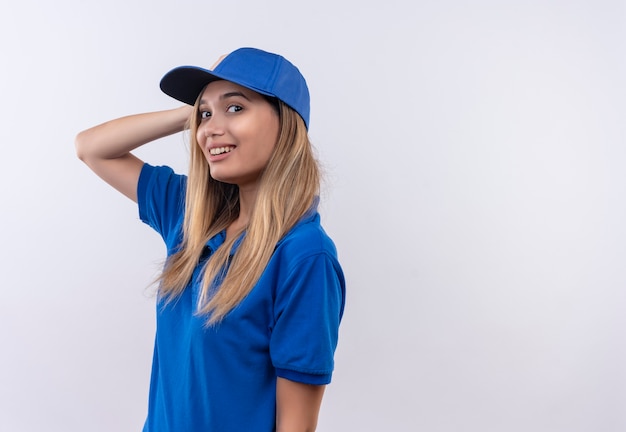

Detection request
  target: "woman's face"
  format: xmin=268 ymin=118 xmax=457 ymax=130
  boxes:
xmin=196 ymin=80 xmax=280 ymax=188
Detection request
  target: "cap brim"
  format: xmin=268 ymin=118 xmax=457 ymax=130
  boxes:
xmin=159 ymin=66 xmax=223 ymax=105
xmin=160 ymin=65 xmax=279 ymax=106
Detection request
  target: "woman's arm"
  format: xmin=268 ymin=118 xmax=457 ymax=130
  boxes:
xmin=276 ymin=377 xmax=325 ymax=432
xmin=75 ymin=105 xmax=193 ymax=202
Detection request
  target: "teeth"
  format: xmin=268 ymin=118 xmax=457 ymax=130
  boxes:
xmin=209 ymin=146 xmax=233 ymax=155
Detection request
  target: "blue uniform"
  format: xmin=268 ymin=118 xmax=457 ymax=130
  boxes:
xmin=137 ymin=164 xmax=345 ymax=431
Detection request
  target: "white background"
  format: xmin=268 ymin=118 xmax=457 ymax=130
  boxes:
xmin=1 ymin=1 xmax=625 ymax=431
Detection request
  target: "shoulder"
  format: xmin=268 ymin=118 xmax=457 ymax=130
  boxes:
xmin=272 ymin=213 xmax=341 ymax=275
xmin=138 ymin=163 xmax=188 ymax=210
xmin=139 ymin=163 xmax=187 ymax=193
xmin=137 ymin=163 xmax=188 ymax=250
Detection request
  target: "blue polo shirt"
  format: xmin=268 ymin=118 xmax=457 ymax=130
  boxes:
xmin=137 ymin=164 xmax=345 ymax=432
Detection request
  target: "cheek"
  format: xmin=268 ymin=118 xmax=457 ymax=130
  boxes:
xmin=235 ymin=117 xmax=278 ymax=157
xmin=254 ymin=130 xmax=278 ymax=162
xmin=195 ymin=133 xmax=209 ymax=160
xmin=259 ymin=116 xmax=280 ymax=154
xmin=195 ymin=128 xmax=208 ymax=152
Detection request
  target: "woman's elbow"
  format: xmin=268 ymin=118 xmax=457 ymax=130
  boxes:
xmin=74 ymin=131 xmax=89 ymax=162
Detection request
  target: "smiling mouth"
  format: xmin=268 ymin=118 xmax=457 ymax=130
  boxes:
xmin=209 ymin=146 xmax=234 ymax=156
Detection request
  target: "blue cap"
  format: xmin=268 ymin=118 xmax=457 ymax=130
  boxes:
xmin=160 ymin=47 xmax=311 ymax=128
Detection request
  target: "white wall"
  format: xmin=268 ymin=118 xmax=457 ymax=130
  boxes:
xmin=1 ymin=1 xmax=624 ymax=431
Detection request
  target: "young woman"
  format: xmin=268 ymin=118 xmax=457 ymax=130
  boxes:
xmin=75 ymin=47 xmax=345 ymax=432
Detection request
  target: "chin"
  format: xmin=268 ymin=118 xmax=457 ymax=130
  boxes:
xmin=209 ymin=174 xmax=235 ymax=185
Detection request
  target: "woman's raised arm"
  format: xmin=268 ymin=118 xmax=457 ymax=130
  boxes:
xmin=75 ymin=105 xmax=193 ymax=202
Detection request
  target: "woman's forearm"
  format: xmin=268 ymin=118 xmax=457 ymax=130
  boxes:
xmin=75 ymin=105 xmax=193 ymax=202
xmin=75 ymin=105 xmax=193 ymax=162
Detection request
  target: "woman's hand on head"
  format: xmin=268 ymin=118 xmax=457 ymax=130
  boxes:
xmin=211 ymin=54 xmax=227 ymax=70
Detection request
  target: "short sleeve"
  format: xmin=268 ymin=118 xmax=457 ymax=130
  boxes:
xmin=270 ymin=252 xmax=345 ymax=385
xmin=137 ymin=163 xmax=187 ymax=250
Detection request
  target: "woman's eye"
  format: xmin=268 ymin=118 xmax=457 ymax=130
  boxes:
xmin=227 ymin=105 xmax=243 ymax=113
xmin=200 ymin=111 xmax=211 ymax=119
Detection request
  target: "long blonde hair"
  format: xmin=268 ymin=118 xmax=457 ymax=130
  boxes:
xmin=158 ymin=95 xmax=320 ymax=325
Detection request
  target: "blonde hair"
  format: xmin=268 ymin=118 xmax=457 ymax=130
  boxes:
xmin=158 ymin=95 xmax=319 ymax=325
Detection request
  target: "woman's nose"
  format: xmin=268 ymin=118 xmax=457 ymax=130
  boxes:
xmin=200 ymin=114 xmax=225 ymax=139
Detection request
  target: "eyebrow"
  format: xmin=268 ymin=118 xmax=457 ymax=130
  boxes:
xmin=200 ymin=91 xmax=251 ymax=105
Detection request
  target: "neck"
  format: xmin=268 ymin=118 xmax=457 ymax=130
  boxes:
xmin=227 ymin=183 xmax=258 ymax=239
